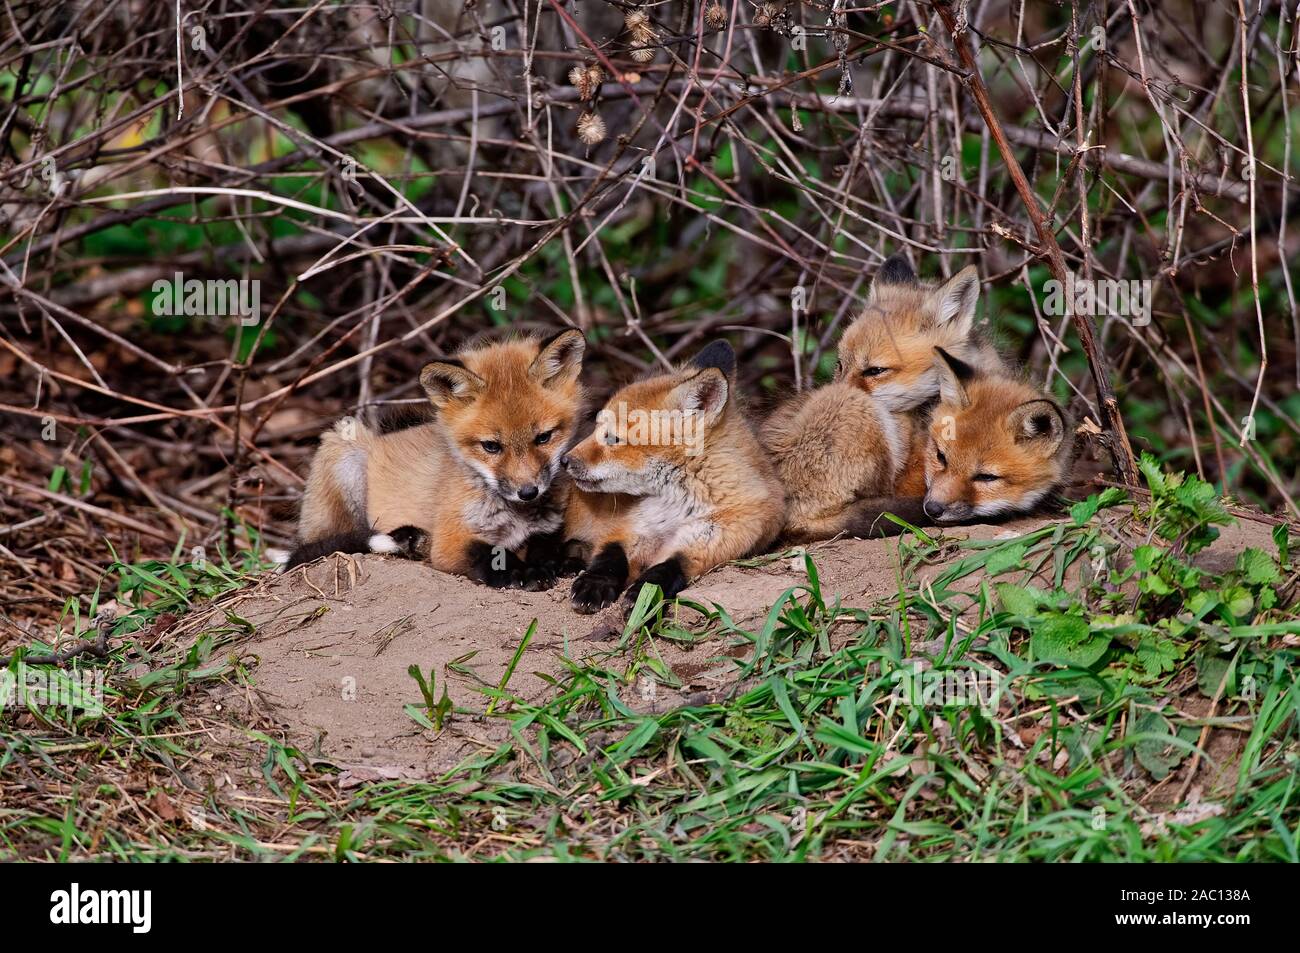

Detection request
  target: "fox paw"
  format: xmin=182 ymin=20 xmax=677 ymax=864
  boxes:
xmin=556 ymin=556 xmax=587 ymax=578
xmin=524 ymin=554 xmax=584 ymax=591
xmin=519 ymin=562 xmax=559 ymax=592
xmin=481 ymin=566 xmax=526 ymax=589
xmin=382 ymin=525 xmax=430 ymax=559
xmin=571 ymin=571 xmax=624 ymax=614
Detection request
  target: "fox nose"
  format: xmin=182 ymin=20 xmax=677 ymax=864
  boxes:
xmin=517 ymin=484 xmax=540 ymax=501
xmin=923 ymin=497 xmax=947 ymax=521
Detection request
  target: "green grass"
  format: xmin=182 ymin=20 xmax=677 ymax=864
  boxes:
xmin=2 ymin=463 xmax=1297 ymax=861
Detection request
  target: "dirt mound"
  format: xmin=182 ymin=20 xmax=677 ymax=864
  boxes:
xmin=203 ymin=515 xmax=1275 ymax=781
xmin=196 ymin=520 xmax=1030 ymax=776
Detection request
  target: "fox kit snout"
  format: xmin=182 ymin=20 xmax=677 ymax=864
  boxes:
xmin=288 ymin=329 xmax=587 ymax=590
xmin=561 ymin=340 xmax=786 ymax=613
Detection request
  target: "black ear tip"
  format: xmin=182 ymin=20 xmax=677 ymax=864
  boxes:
xmin=421 ymin=358 xmax=462 ymax=379
xmin=543 ymin=327 xmax=585 ymax=349
xmin=934 ymin=346 xmax=976 ymax=381
xmin=691 ymin=339 xmax=736 ymax=376
xmin=877 ymin=254 xmax=917 ymax=285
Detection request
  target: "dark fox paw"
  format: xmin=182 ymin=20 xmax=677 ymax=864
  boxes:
xmin=621 ymin=559 xmax=688 ymax=612
xmin=523 ymin=554 xmax=585 ymax=591
xmin=382 ymin=525 xmax=430 ymax=558
xmin=519 ymin=562 xmax=559 ymax=592
xmin=481 ymin=565 xmax=527 ymax=589
xmin=556 ymin=555 xmax=587 ymax=578
xmin=571 ymin=571 xmax=624 ymax=614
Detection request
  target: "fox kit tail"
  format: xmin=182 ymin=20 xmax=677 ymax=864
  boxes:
xmin=282 ymin=525 xmax=430 ymax=570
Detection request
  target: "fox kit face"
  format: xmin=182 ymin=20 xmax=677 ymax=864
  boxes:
xmin=835 ymin=257 xmax=981 ymax=413
xmin=420 ymin=330 xmax=585 ymax=504
xmin=563 ymin=361 xmax=729 ymax=496
xmin=922 ymin=349 xmax=1070 ymax=522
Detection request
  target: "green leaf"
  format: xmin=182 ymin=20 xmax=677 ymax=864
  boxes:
xmin=1070 ymin=496 xmax=1102 ymax=526
xmin=984 ymin=542 xmax=1027 ymax=576
xmin=1138 ymin=572 xmax=1173 ymax=595
xmin=1133 ymin=545 xmax=1160 ymax=572
xmin=1133 ymin=636 xmax=1182 ymax=678
xmin=1138 ymin=452 xmax=1168 ymax=496
xmin=1133 ymin=711 xmax=1188 ymax=780
xmin=1195 ymin=652 xmax=1234 ymax=698
xmin=1237 ymin=548 xmax=1280 ymax=586
xmin=1219 ymin=585 xmax=1255 ymax=621
xmin=1272 ymin=524 xmax=1290 ymax=565
xmin=1031 ymin=613 xmax=1110 ymax=668
xmin=996 ymin=582 xmax=1041 ymax=618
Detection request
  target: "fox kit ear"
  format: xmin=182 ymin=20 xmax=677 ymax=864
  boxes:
xmin=672 ymin=367 xmax=729 ymax=426
xmin=874 ymin=254 xmax=917 ymax=288
xmin=529 ymin=329 xmax=586 ymax=388
xmin=420 ymin=360 xmax=485 ymax=407
xmin=1009 ymin=399 xmax=1066 ymax=453
xmin=931 ymin=265 xmax=980 ymax=336
xmin=934 ymin=347 xmax=975 ymax=408
xmin=689 ymin=339 xmax=736 ymax=378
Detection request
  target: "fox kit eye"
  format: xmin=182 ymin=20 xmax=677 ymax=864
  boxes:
xmin=935 ymin=448 xmax=947 ymax=467
xmin=861 ymin=366 xmax=888 ymax=378
xmin=480 ymin=440 xmax=503 ymax=454
xmin=603 ymin=430 xmax=622 ymax=446
xmin=534 ymin=430 xmax=554 ymax=446
xmin=972 ymin=473 xmax=999 ymax=483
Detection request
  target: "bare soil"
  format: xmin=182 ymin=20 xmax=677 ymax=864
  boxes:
xmin=195 ymin=516 xmax=1275 ymax=785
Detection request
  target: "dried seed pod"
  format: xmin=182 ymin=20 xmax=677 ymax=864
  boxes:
xmin=629 ymin=42 xmax=656 ymax=63
xmin=576 ymin=111 xmax=607 ymax=145
xmin=754 ymin=2 xmax=782 ymax=28
xmin=569 ymin=63 xmax=604 ymax=100
xmin=705 ymin=2 xmax=728 ymax=29
xmin=625 ymin=10 xmax=653 ymax=39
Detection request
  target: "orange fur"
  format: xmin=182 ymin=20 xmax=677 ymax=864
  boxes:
xmin=294 ymin=331 xmax=586 ymax=580
xmin=765 ymin=259 xmax=998 ymax=541
xmin=561 ymin=347 xmax=785 ymax=611
xmin=918 ymin=350 xmax=1075 ymax=522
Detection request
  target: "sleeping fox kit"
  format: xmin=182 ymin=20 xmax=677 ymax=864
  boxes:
xmin=560 ymin=340 xmax=786 ymax=613
xmin=288 ymin=329 xmax=587 ymax=589
xmin=762 ymin=255 xmax=998 ymax=542
xmin=917 ymin=348 xmax=1075 ymax=524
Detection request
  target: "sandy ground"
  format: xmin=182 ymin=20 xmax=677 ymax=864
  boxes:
xmin=199 ymin=515 xmax=1275 ymax=783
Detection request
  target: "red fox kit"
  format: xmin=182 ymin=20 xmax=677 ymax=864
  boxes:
xmin=803 ymin=348 xmax=1077 ymax=537
xmin=764 ymin=255 xmax=993 ymax=542
xmin=559 ymin=341 xmax=786 ymax=613
xmin=286 ymin=330 xmax=587 ymax=589
xmin=918 ymin=347 xmax=1074 ymax=523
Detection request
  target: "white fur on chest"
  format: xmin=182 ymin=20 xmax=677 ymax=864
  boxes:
xmin=461 ymin=497 xmax=562 ymax=550
xmin=628 ymin=487 xmax=715 ymax=567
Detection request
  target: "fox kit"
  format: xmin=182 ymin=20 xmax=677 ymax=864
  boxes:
xmin=917 ymin=347 xmax=1074 ymax=523
xmin=287 ymin=330 xmax=587 ymax=590
xmin=764 ymin=255 xmax=994 ymax=542
xmin=559 ymin=340 xmax=786 ymax=614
